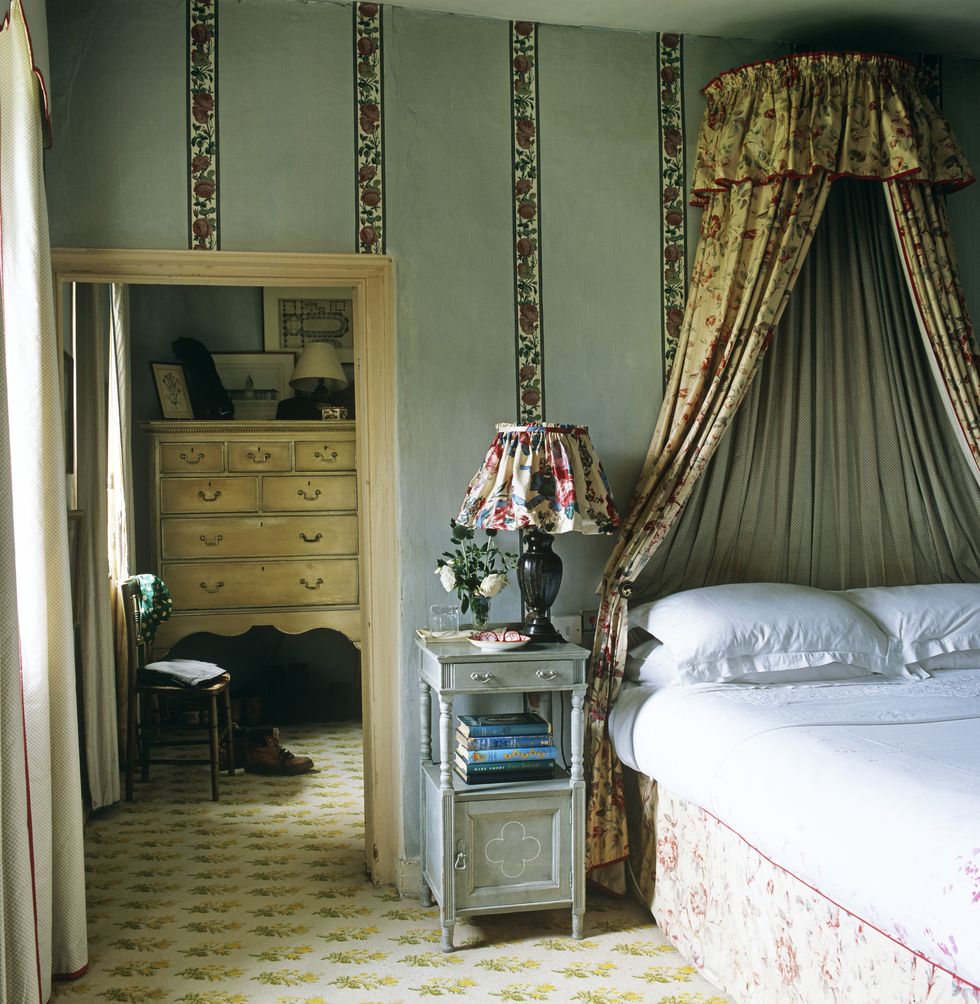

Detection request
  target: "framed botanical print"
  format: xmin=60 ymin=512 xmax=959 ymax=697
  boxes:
xmin=150 ymin=362 xmax=194 ymax=419
xmin=263 ymin=286 xmax=354 ymax=362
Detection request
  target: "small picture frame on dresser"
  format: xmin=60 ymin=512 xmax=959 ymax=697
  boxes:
xmin=150 ymin=362 xmax=194 ymax=419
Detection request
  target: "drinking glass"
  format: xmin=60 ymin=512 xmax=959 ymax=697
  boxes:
xmin=428 ymin=604 xmax=460 ymax=637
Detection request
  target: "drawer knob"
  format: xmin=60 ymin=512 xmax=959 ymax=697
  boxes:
xmin=298 ymin=488 xmax=322 ymax=502
xmin=535 ymin=670 xmax=559 ymax=681
xmin=299 ymin=531 xmax=323 ymax=543
xmin=180 ymin=451 xmax=204 ymax=465
xmin=247 ymin=450 xmax=271 ymax=464
xmin=200 ymin=580 xmax=224 ymax=594
xmin=197 ymin=489 xmax=222 ymax=503
xmin=199 ymin=534 xmax=224 ymax=547
xmin=314 ymin=448 xmax=338 ymax=463
xmin=470 ymin=672 xmax=494 ymax=683
xmin=300 ymin=577 xmax=324 ymax=591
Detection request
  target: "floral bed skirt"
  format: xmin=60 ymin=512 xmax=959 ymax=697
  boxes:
xmin=623 ymin=769 xmax=980 ymax=1004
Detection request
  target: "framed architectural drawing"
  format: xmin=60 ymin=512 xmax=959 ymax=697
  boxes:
xmin=263 ymin=286 xmax=354 ymax=362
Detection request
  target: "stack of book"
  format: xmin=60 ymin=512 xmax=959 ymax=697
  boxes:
xmin=454 ymin=712 xmax=556 ymax=785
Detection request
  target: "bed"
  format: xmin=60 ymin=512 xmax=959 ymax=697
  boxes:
xmin=607 ymin=582 xmax=980 ymax=1004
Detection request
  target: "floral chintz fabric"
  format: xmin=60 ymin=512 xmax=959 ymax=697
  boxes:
xmin=457 ymin=423 xmax=620 ymax=535
xmin=134 ymin=573 xmax=172 ymax=645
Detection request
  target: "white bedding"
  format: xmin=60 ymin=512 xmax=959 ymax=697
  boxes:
xmin=609 ymin=668 xmax=980 ymax=987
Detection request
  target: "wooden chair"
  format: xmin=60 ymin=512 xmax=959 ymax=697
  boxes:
xmin=122 ymin=577 xmax=234 ymax=801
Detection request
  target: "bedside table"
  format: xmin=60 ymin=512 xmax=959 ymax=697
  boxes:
xmin=416 ymin=636 xmax=589 ymax=952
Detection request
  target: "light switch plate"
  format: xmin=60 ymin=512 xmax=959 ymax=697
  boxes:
xmin=551 ymin=614 xmax=582 ymax=644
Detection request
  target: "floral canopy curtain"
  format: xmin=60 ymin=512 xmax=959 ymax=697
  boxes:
xmin=585 ymin=52 xmax=978 ymax=891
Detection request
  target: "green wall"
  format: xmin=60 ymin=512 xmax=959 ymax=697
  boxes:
xmin=44 ymin=0 xmax=980 ymax=864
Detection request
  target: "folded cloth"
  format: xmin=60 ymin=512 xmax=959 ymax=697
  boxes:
xmin=140 ymin=659 xmax=227 ymax=687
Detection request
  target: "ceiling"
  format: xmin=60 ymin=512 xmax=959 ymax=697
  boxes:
xmin=383 ymin=0 xmax=980 ymax=60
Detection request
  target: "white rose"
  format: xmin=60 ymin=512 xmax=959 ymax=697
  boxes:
xmin=437 ymin=565 xmax=456 ymax=592
xmin=478 ymin=572 xmax=507 ymax=598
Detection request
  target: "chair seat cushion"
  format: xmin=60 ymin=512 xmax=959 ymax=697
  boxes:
xmin=141 ymin=659 xmax=228 ymax=688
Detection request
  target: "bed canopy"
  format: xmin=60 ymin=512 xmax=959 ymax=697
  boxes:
xmin=586 ymin=51 xmax=980 ymax=891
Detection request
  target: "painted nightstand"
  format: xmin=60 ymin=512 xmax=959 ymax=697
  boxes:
xmin=416 ymin=636 xmax=589 ymax=952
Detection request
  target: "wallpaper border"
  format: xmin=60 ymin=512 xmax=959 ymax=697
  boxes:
xmin=355 ymin=2 xmax=386 ymax=254
xmin=511 ymin=20 xmax=544 ymax=423
xmin=187 ymin=0 xmax=219 ymax=251
xmin=657 ymin=31 xmax=686 ymax=379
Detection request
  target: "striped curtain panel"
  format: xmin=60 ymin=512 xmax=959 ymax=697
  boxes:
xmin=0 ymin=1 xmax=88 ymax=997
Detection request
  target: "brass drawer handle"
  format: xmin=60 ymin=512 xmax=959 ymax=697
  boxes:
xmin=535 ymin=670 xmax=559 ymax=682
xmin=200 ymin=580 xmax=224 ymax=594
xmin=197 ymin=489 xmax=222 ymax=503
xmin=470 ymin=672 xmax=494 ymax=683
xmin=180 ymin=451 xmax=205 ymax=465
xmin=199 ymin=534 xmax=224 ymax=547
xmin=299 ymin=532 xmax=323 ymax=543
xmin=247 ymin=450 xmax=271 ymax=464
xmin=300 ymin=577 xmax=323 ymax=591
xmin=314 ymin=447 xmax=338 ymax=463
xmin=298 ymin=488 xmax=322 ymax=502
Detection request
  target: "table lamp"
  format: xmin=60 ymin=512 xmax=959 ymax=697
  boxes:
xmin=289 ymin=342 xmax=348 ymax=403
xmin=456 ymin=423 xmax=620 ymax=642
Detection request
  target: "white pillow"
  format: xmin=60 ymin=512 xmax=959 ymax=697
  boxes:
xmin=909 ymin=650 xmax=980 ymax=673
xmin=628 ymin=582 xmax=893 ymax=683
xmin=842 ymin=584 xmax=980 ymax=665
xmin=624 ymin=638 xmax=681 ymax=687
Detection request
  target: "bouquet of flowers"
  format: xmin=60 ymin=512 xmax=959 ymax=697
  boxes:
xmin=434 ymin=520 xmax=517 ymax=616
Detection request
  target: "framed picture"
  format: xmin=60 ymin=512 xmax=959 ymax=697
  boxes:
xmin=212 ymin=352 xmax=294 ymax=420
xmin=263 ymin=286 xmax=354 ymax=362
xmin=150 ymin=361 xmax=194 ymax=419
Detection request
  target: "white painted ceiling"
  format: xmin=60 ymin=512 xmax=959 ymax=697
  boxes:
xmin=383 ymin=0 xmax=980 ymax=59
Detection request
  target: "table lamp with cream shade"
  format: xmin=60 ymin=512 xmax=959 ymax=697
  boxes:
xmin=455 ymin=423 xmax=620 ymax=643
xmin=289 ymin=342 xmax=348 ymax=403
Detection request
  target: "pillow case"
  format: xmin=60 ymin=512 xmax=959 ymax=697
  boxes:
xmin=910 ymin=650 xmax=980 ymax=673
xmin=841 ymin=584 xmax=980 ymax=665
xmin=628 ymin=582 xmax=894 ymax=683
xmin=624 ymin=638 xmax=681 ymax=687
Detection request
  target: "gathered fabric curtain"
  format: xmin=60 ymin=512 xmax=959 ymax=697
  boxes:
xmin=585 ymin=51 xmax=979 ymax=891
xmin=0 ymin=1 xmax=89 ymax=996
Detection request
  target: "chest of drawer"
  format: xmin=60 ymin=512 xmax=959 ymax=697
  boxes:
xmin=161 ymin=514 xmax=358 ymax=559
xmin=294 ymin=439 xmax=356 ymax=471
xmin=262 ymin=475 xmax=357 ymax=512
xmin=159 ymin=442 xmax=224 ymax=473
xmin=227 ymin=442 xmax=291 ymax=472
xmin=160 ymin=477 xmax=258 ymax=514
xmin=445 ymin=659 xmax=581 ymax=692
xmin=162 ymin=557 xmax=359 ymax=610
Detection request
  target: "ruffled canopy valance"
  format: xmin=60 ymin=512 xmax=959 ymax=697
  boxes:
xmin=692 ymin=52 xmax=975 ymax=206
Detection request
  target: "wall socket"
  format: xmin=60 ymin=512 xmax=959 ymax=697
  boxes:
xmin=551 ymin=614 xmax=582 ymax=644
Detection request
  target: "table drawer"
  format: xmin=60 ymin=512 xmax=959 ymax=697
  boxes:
xmin=447 ymin=659 xmax=581 ymax=692
xmin=161 ymin=514 xmax=358 ymax=559
xmin=262 ymin=475 xmax=357 ymax=512
xmin=227 ymin=441 xmax=291 ymax=472
xmin=163 ymin=558 xmax=359 ymax=610
xmin=159 ymin=442 xmax=224 ymax=473
xmin=160 ymin=477 xmax=258 ymax=514
xmin=294 ymin=439 xmax=356 ymax=471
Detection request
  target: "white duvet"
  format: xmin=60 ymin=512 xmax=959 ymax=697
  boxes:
xmin=609 ymin=669 xmax=980 ymax=987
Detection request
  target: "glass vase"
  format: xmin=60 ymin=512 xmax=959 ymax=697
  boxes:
xmin=470 ymin=594 xmax=491 ymax=630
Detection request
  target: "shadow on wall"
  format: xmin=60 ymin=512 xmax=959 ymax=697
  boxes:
xmin=168 ymin=626 xmax=361 ymax=724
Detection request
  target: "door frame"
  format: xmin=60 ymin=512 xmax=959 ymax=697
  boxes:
xmin=51 ymin=248 xmax=401 ymax=885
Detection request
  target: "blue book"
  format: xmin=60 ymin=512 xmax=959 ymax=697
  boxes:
xmin=456 ymin=731 xmax=553 ymax=751
xmin=462 ymin=745 xmax=559 ymax=764
xmin=456 ymin=712 xmax=550 ymax=738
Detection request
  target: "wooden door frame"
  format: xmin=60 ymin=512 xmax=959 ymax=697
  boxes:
xmin=52 ymin=248 xmax=401 ymax=886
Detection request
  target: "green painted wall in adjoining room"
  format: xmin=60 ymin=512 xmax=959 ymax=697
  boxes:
xmin=536 ymin=23 xmax=663 ymax=614
xmin=219 ymin=0 xmax=355 ymax=251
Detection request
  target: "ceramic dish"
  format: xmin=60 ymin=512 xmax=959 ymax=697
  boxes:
xmin=468 ymin=629 xmax=531 ymax=652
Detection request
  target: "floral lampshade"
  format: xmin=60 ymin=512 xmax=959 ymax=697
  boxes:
xmin=456 ymin=423 xmax=620 ymax=536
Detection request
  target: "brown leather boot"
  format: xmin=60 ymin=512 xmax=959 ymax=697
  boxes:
xmin=244 ymin=728 xmax=314 ymax=775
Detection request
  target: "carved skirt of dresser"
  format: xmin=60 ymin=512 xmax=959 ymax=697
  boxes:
xmin=143 ymin=421 xmax=360 ymax=652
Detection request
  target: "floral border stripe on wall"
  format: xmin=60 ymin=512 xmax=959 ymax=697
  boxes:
xmin=512 ymin=21 xmax=544 ymax=422
xmin=188 ymin=0 xmax=219 ymax=250
xmin=355 ymin=2 xmax=385 ymax=253
xmin=657 ymin=32 xmax=686 ymax=378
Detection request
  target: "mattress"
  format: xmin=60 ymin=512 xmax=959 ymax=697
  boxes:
xmin=608 ymin=669 xmax=980 ymax=988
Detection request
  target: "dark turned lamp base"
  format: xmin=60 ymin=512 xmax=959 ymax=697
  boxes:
xmin=517 ymin=528 xmax=565 ymax=643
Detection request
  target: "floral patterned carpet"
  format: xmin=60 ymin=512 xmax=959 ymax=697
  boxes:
xmin=54 ymin=723 xmax=731 ymax=1004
